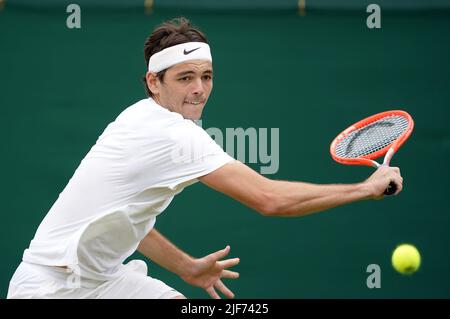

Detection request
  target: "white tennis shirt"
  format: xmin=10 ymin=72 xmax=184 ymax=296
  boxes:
xmin=22 ymin=98 xmax=234 ymax=280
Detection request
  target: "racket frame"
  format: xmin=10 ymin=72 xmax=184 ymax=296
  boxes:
xmin=330 ymin=110 xmax=414 ymax=168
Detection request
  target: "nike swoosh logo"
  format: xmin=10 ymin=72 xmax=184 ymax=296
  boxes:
xmin=183 ymin=47 xmax=201 ymax=55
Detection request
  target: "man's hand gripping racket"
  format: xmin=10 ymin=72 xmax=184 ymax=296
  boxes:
xmin=330 ymin=110 xmax=414 ymax=196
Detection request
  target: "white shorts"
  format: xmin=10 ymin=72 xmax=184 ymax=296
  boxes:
xmin=7 ymin=260 xmax=183 ymax=299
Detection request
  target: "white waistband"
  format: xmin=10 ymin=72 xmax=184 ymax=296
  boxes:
xmin=20 ymin=262 xmax=102 ymax=289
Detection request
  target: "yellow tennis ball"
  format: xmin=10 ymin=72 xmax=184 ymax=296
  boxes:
xmin=392 ymin=244 xmax=421 ymax=275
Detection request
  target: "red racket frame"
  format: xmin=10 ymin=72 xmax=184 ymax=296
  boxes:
xmin=330 ymin=110 xmax=414 ymax=167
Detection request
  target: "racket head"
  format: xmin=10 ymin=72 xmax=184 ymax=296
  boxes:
xmin=330 ymin=110 xmax=414 ymax=167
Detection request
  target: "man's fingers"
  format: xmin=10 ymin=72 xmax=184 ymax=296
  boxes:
xmin=388 ymin=175 xmax=403 ymax=196
xmin=394 ymin=177 xmax=403 ymax=195
xmin=222 ymin=270 xmax=240 ymax=279
xmin=207 ymin=245 xmax=230 ymax=262
xmin=206 ymin=286 xmax=221 ymax=299
xmin=380 ymin=166 xmax=403 ymax=196
xmin=218 ymin=258 xmax=240 ymax=269
xmin=392 ymin=166 xmax=400 ymax=175
xmin=215 ymin=279 xmax=235 ymax=299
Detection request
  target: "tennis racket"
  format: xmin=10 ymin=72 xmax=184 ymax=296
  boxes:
xmin=330 ymin=110 xmax=414 ymax=195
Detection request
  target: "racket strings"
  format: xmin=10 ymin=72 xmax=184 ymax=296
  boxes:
xmin=335 ymin=115 xmax=409 ymax=158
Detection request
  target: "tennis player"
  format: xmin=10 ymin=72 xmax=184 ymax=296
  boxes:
xmin=7 ymin=17 xmax=403 ymax=299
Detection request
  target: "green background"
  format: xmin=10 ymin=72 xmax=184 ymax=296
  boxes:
xmin=1 ymin=2 xmax=449 ymax=298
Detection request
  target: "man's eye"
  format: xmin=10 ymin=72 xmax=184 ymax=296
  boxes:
xmin=179 ymin=76 xmax=191 ymax=81
xmin=202 ymin=75 xmax=212 ymax=80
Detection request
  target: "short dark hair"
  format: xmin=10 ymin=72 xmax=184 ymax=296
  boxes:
xmin=142 ymin=17 xmax=209 ymax=97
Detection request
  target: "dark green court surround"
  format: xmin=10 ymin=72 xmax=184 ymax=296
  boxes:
xmin=1 ymin=2 xmax=449 ymax=298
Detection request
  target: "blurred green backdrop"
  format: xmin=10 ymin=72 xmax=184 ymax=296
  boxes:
xmin=1 ymin=1 xmax=449 ymax=298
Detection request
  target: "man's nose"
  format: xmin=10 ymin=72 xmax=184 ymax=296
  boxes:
xmin=191 ymin=78 xmax=205 ymax=96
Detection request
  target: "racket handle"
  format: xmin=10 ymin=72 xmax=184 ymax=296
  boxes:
xmin=384 ymin=182 xmax=397 ymax=195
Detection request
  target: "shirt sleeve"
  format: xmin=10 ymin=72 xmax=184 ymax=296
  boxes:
xmin=132 ymin=119 xmax=235 ymax=191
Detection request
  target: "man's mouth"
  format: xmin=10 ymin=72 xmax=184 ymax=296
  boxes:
xmin=184 ymin=100 xmax=204 ymax=105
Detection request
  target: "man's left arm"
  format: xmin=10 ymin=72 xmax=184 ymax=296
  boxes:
xmin=137 ymin=228 xmax=240 ymax=299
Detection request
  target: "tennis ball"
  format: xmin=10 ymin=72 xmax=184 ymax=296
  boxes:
xmin=391 ymin=244 xmax=421 ymax=275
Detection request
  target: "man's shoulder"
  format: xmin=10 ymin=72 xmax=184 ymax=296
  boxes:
xmin=111 ymin=98 xmax=201 ymax=139
xmin=117 ymin=98 xmax=150 ymax=118
xmin=117 ymin=98 xmax=182 ymax=124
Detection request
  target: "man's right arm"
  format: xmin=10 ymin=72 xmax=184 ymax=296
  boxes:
xmin=199 ymin=160 xmax=403 ymax=217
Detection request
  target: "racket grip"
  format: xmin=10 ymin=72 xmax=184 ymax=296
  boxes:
xmin=384 ymin=182 xmax=397 ymax=195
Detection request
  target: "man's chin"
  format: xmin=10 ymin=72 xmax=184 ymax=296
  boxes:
xmin=185 ymin=114 xmax=202 ymax=121
xmin=182 ymin=108 xmax=204 ymax=121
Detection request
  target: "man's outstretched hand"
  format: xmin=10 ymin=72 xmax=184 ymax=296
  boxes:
xmin=180 ymin=245 xmax=240 ymax=299
xmin=364 ymin=165 xmax=403 ymax=199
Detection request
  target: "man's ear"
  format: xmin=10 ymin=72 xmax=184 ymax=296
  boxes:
xmin=146 ymin=72 xmax=160 ymax=96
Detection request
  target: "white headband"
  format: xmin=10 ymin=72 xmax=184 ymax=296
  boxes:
xmin=148 ymin=42 xmax=212 ymax=73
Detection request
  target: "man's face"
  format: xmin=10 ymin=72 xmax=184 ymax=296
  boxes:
xmin=148 ymin=60 xmax=213 ymax=120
